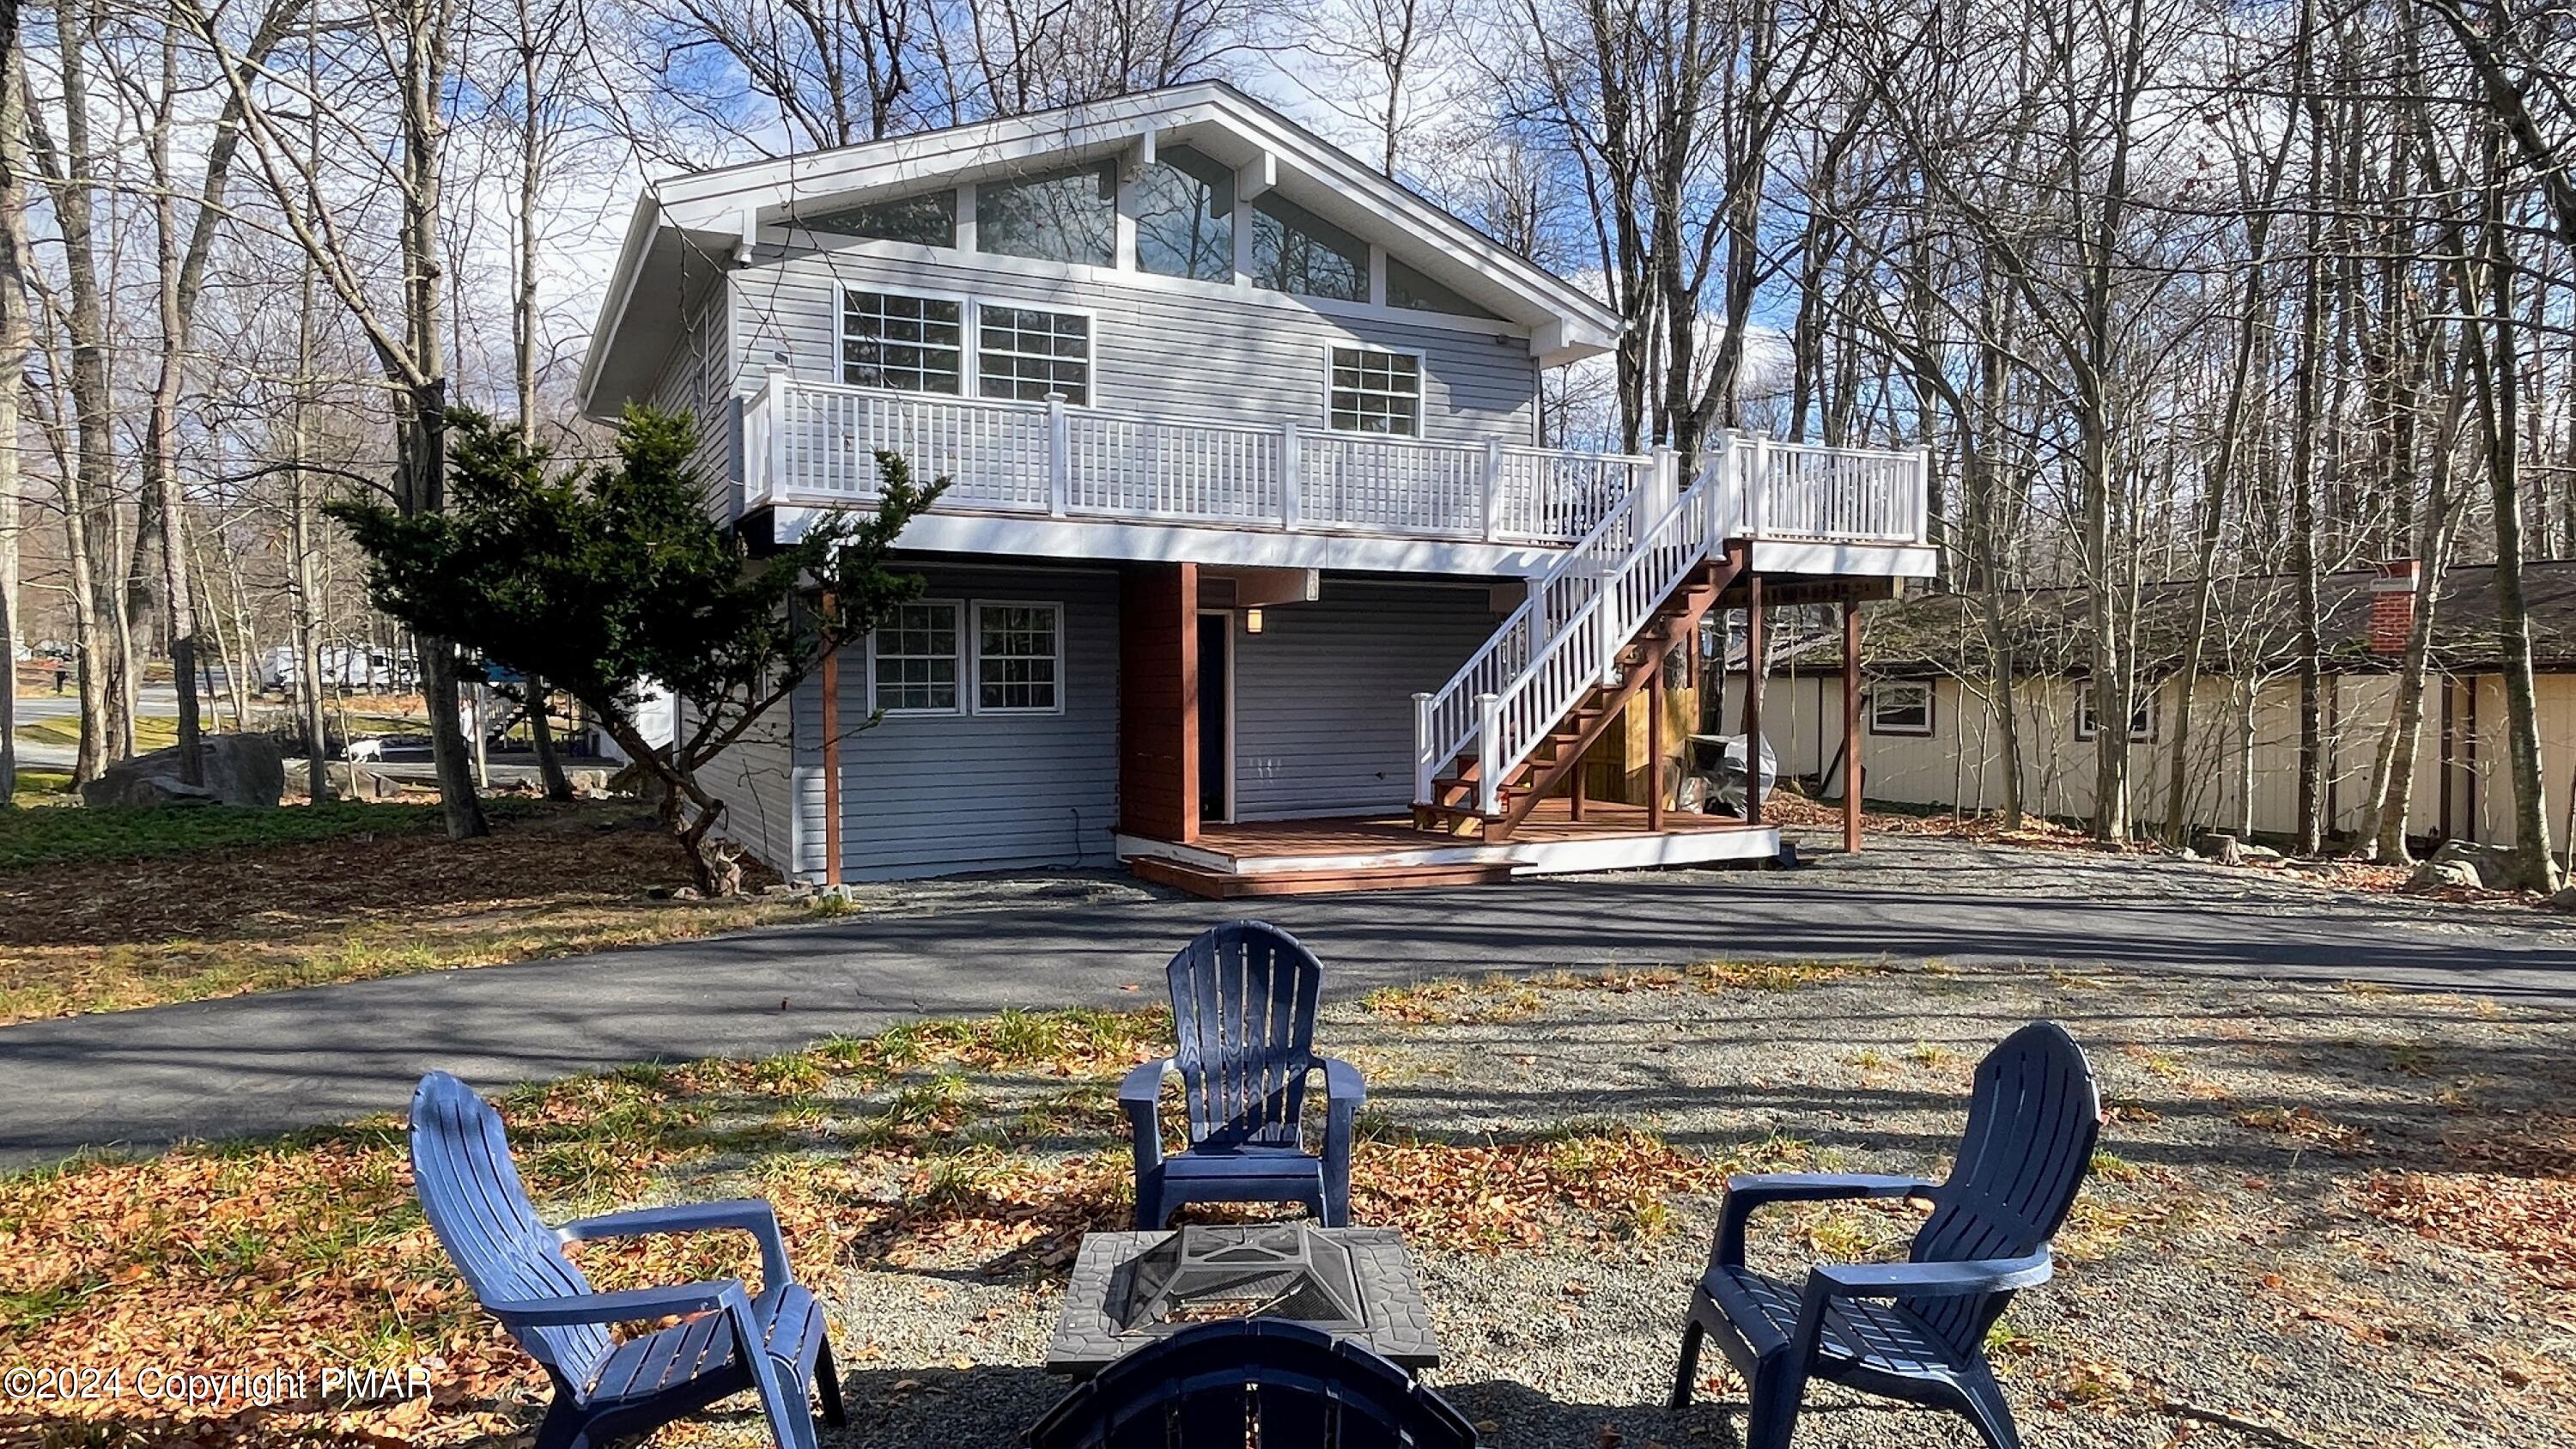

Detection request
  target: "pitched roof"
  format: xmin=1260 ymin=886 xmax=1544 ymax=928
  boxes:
xmin=1849 ymin=560 xmax=2576 ymax=679
xmin=578 ymin=82 xmax=1622 ymax=412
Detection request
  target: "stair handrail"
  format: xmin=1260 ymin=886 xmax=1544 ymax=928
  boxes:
xmin=1469 ymin=446 xmax=1738 ymax=813
xmin=1411 ymin=454 xmax=1664 ymax=806
xmin=1413 ymin=438 xmax=1744 ymax=814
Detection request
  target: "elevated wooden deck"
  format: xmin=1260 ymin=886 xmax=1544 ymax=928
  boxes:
xmin=1116 ymin=800 xmax=1779 ymax=898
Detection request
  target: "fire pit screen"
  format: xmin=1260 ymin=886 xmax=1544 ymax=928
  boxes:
xmin=1111 ymin=1224 xmax=1369 ymax=1334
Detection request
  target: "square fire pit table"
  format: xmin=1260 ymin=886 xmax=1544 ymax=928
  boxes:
xmin=1046 ymin=1223 xmax=1440 ymax=1378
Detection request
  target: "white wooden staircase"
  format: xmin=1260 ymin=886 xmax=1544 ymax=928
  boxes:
xmin=1411 ymin=443 xmax=1749 ymax=843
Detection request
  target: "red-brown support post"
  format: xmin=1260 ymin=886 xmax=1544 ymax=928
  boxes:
xmin=1647 ymin=648 xmax=1667 ymax=831
xmin=1118 ymin=563 xmax=1199 ymax=844
xmin=1842 ymin=598 xmax=1862 ymax=854
xmin=1569 ymin=746 xmax=1587 ymax=821
xmin=819 ymin=592 xmax=841 ymax=886
xmin=1742 ymin=575 xmax=1765 ymax=825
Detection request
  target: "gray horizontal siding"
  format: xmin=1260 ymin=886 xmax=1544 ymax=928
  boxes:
xmin=797 ymin=563 xmax=1122 ymax=880
xmin=729 ymin=242 xmax=1539 ymax=447
xmin=1230 ymin=579 xmax=1499 ymax=819
xmin=689 ymin=696 xmax=799 ymax=877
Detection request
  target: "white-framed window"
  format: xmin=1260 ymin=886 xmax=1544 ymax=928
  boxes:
xmin=976 ymin=305 xmax=1091 ymax=405
xmin=1327 ymin=346 xmax=1421 ymax=435
xmin=872 ymin=600 xmax=963 ymax=715
xmin=1868 ymin=680 xmax=1934 ymax=737
xmin=973 ymin=601 xmax=1064 ymax=714
xmin=2075 ymin=690 xmax=2154 ymax=742
xmin=842 ymin=289 xmax=963 ymax=394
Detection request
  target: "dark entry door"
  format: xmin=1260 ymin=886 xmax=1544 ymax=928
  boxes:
xmin=1197 ymin=612 xmax=1229 ymax=823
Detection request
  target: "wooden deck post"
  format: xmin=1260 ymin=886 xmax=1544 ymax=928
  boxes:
xmin=820 ymin=591 xmax=841 ymax=887
xmin=1742 ymin=575 xmax=1765 ymax=825
xmin=1570 ymin=750 xmax=1587 ymax=821
xmin=1842 ymin=598 xmax=1862 ymax=855
xmin=1648 ymin=648 xmax=1667 ymax=831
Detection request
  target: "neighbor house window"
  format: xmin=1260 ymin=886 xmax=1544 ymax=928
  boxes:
xmin=976 ymin=164 xmax=1115 ymax=267
xmin=2075 ymin=691 xmax=2154 ymax=742
xmin=1868 ymin=680 xmax=1934 ymax=737
xmin=975 ymin=602 xmax=1062 ymax=713
xmin=1327 ymin=347 xmax=1420 ymax=435
xmin=977 ymin=306 xmax=1091 ymax=404
xmin=1134 ymin=151 xmax=1235 ymax=283
xmin=842 ymin=289 xmax=962 ymax=393
xmin=800 ymin=190 xmax=957 ymax=248
xmin=1253 ymin=195 xmax=1368 ymax=301
xmin=873 ymin=601 xmax=962 ymax=714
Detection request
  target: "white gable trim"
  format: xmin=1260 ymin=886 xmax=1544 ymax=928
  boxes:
xmin=580 ymin=82 xmax=1617 ymax=410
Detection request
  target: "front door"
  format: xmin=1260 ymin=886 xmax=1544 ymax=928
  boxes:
xmin=1197 ymin=611 xmax=1230 ymax=824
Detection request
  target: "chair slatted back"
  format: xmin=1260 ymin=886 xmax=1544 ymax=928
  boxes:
xmin=409 ymin=1072 xmax=612 ymax=1389
xmin=1165 ymin=922 xmax=1323 ymax=1151
xmin=1905 ymin=1021 xmax=2102 ymax=1356
xmin=1026 ymin=1320 xmax=1475 ymax=1449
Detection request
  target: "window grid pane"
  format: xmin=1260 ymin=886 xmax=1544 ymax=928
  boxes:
xmin=1327 ymin=348 xmax=1420 ymax=436
xmin=978 ymin=307 xmax=1091 ymax=405
xmin=875 ymin=602 xmax=960 ymax=712
xmin=843 ymin=291 xmax=963 ymax=393
xmin=976 ymin=605 xmax=1060 ymax=711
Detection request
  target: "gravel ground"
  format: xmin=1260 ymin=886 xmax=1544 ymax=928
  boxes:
xmin=635 ymin=959 xmax=2576 ymax=1449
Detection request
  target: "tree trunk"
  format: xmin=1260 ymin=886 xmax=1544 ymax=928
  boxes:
xmin=2469 ymin=141 xmax=2556 ymax=892
xmin=148 ymin=27 xmax=201 ymax=784
xmin=0 ymin=13 xmax=22 ymax=805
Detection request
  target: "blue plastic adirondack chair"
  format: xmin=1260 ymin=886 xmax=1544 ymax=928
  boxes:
xmin=1669 ymin=1020 xmax=2102 ymax=1449
xmin=1026 ymin=1318 xmax=1474 ymax=1449
xmin=1121 ymin=922 xmax=1365 ymax=1229
xmin=409 ymin=1072 xmax=843 ymax=1449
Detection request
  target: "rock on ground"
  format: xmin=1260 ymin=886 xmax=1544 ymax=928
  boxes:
xmin=79 ymin=734 xmax=285 ymax=808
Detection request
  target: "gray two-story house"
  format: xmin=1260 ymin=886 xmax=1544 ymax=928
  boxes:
xmin=578 ymin=82 xmax=1936 ymax=895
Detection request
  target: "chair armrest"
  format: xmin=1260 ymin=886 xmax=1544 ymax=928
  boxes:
xmin=487 ymin=1278 xmax=749 ymax=1329
xmin=1713 ymin=1173 xmax=1941 ymax=1268
xmin=1121 ymin=1059 xmax=1174 ymax=1173
xmin=557 ymin=1198 xmax=792 ymax=1293
xmin=1119 ymin=1058 xmax=1175 ymax=1106
xmin=1807 ymin=1249 xmax=2054 ymax=1301
xmin=1318 ymin=1056 xmax=1366 ymax=1109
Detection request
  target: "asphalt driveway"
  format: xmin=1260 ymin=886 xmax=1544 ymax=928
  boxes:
xmin=3 ymin=836 xmax=2571 ymax=1169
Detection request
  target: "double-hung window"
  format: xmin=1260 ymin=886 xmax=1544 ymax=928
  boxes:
xmin=977 ymin=306 xmax=1091 ymax=404
xmin=1868 ymin=681 xmax=1934 ymax=737
xmin=873 ymin=601 xmax=962 ymax=714
xmin=843 ymin=290 xmax=963 ymax=394
xmin=1327 ymin=347 xmax=1421 ymax=435
xmin=975 ymin=603 xmax=1062 ymax=713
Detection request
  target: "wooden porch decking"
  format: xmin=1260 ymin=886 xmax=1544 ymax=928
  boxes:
xmin=1116 ymin=799 xmax=1781 ymax=898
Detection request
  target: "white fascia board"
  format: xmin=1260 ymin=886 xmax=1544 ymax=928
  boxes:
xmin=1748 ymin=539 xmax=1941 ymax=579
xmin=576 ymin=192 xmax=673 ymax=411
xmin=767 ymin=505 xmax=1565 ymax=577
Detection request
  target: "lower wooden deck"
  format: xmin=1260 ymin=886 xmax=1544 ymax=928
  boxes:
xmin=1117 ymin=800 xmax=1780 ymax=898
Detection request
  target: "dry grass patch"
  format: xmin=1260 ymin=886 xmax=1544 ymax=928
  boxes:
xmin=0 ymin=803 xmax=848 ymax=1023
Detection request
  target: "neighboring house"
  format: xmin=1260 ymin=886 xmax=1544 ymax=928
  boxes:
xmin=578 ymin=83 xmax=1936 ymax=893
xmin=1724 ymin=559 xmax=2576 ymax=849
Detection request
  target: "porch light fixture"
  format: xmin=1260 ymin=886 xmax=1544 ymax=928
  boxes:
xmin=1243 ymin=608 xmax=1264 ymax=634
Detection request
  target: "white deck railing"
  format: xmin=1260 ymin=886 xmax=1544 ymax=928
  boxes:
xmin=740 ymin=374 xmax=1932 ymax=556
xmin=741 ymin=373 xmax=1650 ymax=546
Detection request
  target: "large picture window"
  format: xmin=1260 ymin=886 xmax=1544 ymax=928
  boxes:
xmin=799 ymin=191 xmax=956 ymax=248
xmin=976 ymin=164 xmax=1115 ymax=267
xmin=977 ymin=306 xmax=1091 ymax=404
xmin=975 ymin=602 xmax=1062 ymax=713
xmin=843 ymin=290 xmax=963 ymax=394
xmin=1253 ymin=195 xmax=1368 ymax=301
xmin=1134 ymin=150 xmax=1235 ymax=283
xmin=1327 ymin=347 xmax=1421 ymax=435
xmin=873 ymin=601 xmax=962 ymax=715
xmin=1868 ymin=680 xmax=1934 ymax=737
